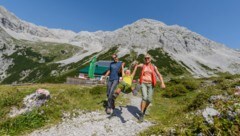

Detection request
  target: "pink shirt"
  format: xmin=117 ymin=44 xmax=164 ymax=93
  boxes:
xmin=142 ymin=65 xmax=153 ymax=83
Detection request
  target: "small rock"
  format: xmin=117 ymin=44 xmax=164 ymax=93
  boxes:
xmin=226 ymin=111 xmax=236 ymax=121
xmin=39 ymin=58 xmax=45 ymax=63
xmin=209 ymin=95 xmax=229 ymax=103
xmin=235 ymin=86 xmax=240 ymax=96
xmin=236 ymin=86 xmax=240 ymax=90
xmin=36 ymin=88 xmax=50 ymax=98
xmin=235 ymin=109 xmax=240 ymax=116
xmin=202 ymin=107 xmax=220 ymax=124
xmin=50 ymin=70 xmax=59 ymax=76
xmin=234 ymin=91 xmax=240 ymax=96
xmin=169 ymin=128 xmax=176 ymax=135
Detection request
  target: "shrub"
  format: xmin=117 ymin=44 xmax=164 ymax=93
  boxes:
xmin=162 ymin=84 xmax=188 ymax=98
xmin=182 ymin=79 xmax=200 ymax=91
xmin=187 ymin=92 xmax=209 ymax=111
xmin=168 ymin=78 xmax=200 ymax=91
xmin=169 ymin=78 xmax=182 ymax=84
xmin=89 ymin=86 xmax=106 ymax=96
xmin=213 ymin=78 xmax=224 ymax=84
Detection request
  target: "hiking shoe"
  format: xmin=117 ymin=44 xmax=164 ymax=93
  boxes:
xmin=111 ymin=111 xmax=116 ymax=116
xmin=132 ymin=89 xmax=138 ymax=96
xmin=138 ymin=112 xmax=144 ymax=122
xmin=106 ymin=108 xmax=112 ymax=114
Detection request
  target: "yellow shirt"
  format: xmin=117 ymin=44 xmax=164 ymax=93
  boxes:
xmin=123 ymin=75 xmax=133 ymax=86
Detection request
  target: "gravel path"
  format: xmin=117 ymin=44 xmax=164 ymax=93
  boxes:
xmin=30 ymin=95 xmax=153 ymax=136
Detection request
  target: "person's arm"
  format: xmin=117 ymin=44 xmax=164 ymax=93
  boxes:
xmin=104 ymin=70 xmax=110 ymax=77
xmin=104 ymin=63 xmax=112 ymax=78
xmin=137 ymin=63 xmax=144 ymax=68
xmin=101 ymin=70 xmax=110 ymax=83
xmin=121 ymin=62 xmax=125 ymax=77
xmin=154 ymin=66 xmax=166 ymax=88
xmin=131 ymin=65 xmax=138 ymax=77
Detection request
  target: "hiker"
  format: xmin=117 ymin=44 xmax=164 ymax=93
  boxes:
xmin=137 ymin=54 xmax=166 ymax=122
xmin=112 ymin=63 xmax=138 ymax=104
xmin=103 ymin=54 xmax=123 ymax=114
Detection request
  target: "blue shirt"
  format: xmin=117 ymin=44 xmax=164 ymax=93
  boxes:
xmin=109 ymin=61 xmax=122 ymax=81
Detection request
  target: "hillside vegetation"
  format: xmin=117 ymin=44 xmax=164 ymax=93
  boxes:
xmin=1 ymin=37 xmax=82 ymax=84
xmin=1 ymin=46 xmax=190 ymax=84
xmin=0 ymin=74 xmax=239 ymax=135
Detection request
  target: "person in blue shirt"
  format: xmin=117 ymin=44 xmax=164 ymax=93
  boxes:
xmin=103 ymin=54 xmax=123 ymax=114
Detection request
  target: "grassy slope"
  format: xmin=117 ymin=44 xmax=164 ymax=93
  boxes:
xmin=0 ymin=84 xmax=107 ymax=135
xmin=0 ymin=83 xmax=129 ymax=135
xmin=0 ymin=75 xmax=239 ymax=135
xmin=140 ymin=74 xmax=240 ymax=135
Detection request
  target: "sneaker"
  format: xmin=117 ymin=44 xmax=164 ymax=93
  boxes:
xmin=106 ymin=108 xmax=112 ymax=114
xmin=138 ymin=112 xmax=144 ymax=122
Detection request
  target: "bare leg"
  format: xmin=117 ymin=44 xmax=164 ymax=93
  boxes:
xmin=115 ymin=88 xmax=122 ymax=94
xmin=139 ymin=100 xmax=147 ymax=122
xmin=140 ymin=101 xmax=147 ymax=113
xmin=143 ymin=102 xmax=150 ymax=114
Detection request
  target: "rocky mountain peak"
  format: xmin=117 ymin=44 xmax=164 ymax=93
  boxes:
xmin=0 ymin=5 xmax=20 ymax=25
xmin=133 ymin=18 xmax=166 ymax=26
xmin=0 ymin=6 xmax=13 ymax=17
xmin=0 ymin=6 xmax=239 ymax=78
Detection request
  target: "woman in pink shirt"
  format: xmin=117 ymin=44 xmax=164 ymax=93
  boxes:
xmin=137 ymin=54 xmax=166 ymax=122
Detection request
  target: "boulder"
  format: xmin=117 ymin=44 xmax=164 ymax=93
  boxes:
xmin=9 ymin=88 xmax=50 ymax=117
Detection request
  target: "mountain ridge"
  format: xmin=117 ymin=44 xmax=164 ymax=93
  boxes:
xmin=0 ymin=5 xmax=240 ymax=82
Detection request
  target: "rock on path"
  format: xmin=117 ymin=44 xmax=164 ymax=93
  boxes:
xmin=30 ymin=95 xmax=153 ymax=136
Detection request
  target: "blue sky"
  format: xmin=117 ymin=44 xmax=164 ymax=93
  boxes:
xmin=0 ymin=0 xmax=239 ymax=49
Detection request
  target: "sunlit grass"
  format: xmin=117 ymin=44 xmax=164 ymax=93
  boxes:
xmin=140 ymin=74 xmax=240 ymax=135
xmin=0 ymin=84 xmax=110 ymax=135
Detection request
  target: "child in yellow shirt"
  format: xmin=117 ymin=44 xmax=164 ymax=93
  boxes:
xmin=113 ymin=63 xmax=138 ymax=98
